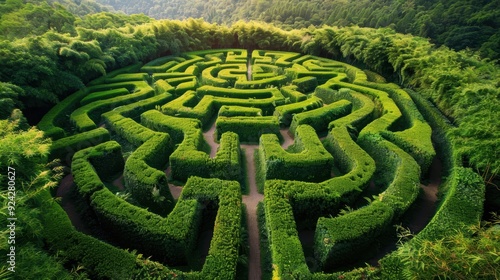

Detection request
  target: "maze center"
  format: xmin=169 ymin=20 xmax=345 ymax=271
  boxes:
xmin=41 ymin=49 xmax=439 ymax=278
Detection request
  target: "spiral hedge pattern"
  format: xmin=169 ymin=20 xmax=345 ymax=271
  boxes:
xmin=38 ymin=49 xmax=484 ymax=279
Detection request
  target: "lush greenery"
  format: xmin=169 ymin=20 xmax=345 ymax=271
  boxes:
xmin=1 ymin=1 xmax=499 ymax=279
xmin=94 ymin=0 xmax=500 ymax=60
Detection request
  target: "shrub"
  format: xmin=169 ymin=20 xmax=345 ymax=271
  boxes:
xmin=289 ymin=99 xmax=352 ymax=134
xmin=292 ymin=76 xmax=318 ymax=93
xmin=273 ymin=96 xmax=323 ymax=126
xmin=280 ymin=85 xmax=307 ymax=103
xmin=216 ymin=115 xmax=280 ymax=143
xmin=258 ymin=124 xmax=333 ymax=182
xmin=49 ymin=127 xmax=110 ymax=164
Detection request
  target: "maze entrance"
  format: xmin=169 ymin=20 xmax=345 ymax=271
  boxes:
xmin=41 ymin=49 xmax=439 ymax=279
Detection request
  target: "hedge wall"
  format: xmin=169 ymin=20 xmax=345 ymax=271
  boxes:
xmin=280 ymin=85 xmax=307 ymax=103
xmin=289 ymin=99 xmax=352 ymax=134
xmin=142 ymin=110 xmax=241 ymax=182
xmin=258 ymin=124 xmax=333 ymax=183
xmin=273 ymin=96 xmax=323 ymax=126
xmin=216 ymin=115 xmax=280 ymax=143
xmin=70 ymin=81 xmax=155 ymax=132
xmin=218 ymin=105 xmax=262 ymax=117
xmin=49 ymin=127 xmax=110 ymax=164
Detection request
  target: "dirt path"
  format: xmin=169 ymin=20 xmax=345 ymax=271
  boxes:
xmin=203 ymin=121 xmax=219 ymax=158
xmin=367 ymin=157 xmax=442 ymax=266
xmin=240 ymin=128 xmax=294 ymax=279
xmin=241 ymin=145 xmax=264 ymax=279
xmin=56 ymin=174 xmax=92 ymax=234
xmin=406 ymin=157 xmax=441 ymax=233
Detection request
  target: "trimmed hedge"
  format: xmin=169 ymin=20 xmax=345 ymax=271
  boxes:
xmin=71 ymin=141 xmax=201 ymax=265
xmin=358 ymin=81 xmax=435 ymax=173
xmin=141 ymin=110 xmax=241 ymax=182
xmin=225 ymin=50 xmax=248 ymax=64
xmin=280 ymin=85 xmax=307 ymax=103
xmin=140 ymin=56 xmax=186 ymax=73
xmin=326 ymin=89 xmax=375 ymax=131
xmin=70 ymin=81 xmax=155 ymax=132
xmin=180 ymin=177 xmax=243 ymax=279
xmin=216 ymin=115 xmax=280 ymax=143
xmin=289 ymin=99 xmax=352 ymax=134
xmin=161 ymin=90 xmax=216 ymax=127
xmin=38 ymin=87 xmax=88 ymax=139
xmin=314 ymin=201 xmax=395 ymax=268
xmin=273 ymin=96 xmax=323 ymax=126
xmin=258 ymin=124 xmax=333 ymax=182
xmin=251 ymin=50 xmax=301 ymax=67
xmin=123 ymin=132 xmax=174 ymax=215
xmin=80 ymin=88 xmax=129 ymax=106
xmin=234 ymin=75 xmax=288 ymax=89
xmin=49 ymin=127 xmax=110 ymax=164
xmin=37 ymin=190 xmax=140 ymax=279
xmin=218 ymin=105 xmax=262 ymax=117
xmin=292 ymin=76 xmax=318 ymax=93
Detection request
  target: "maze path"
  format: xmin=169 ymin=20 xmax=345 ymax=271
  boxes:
xmin=39 ymin=49 xmax=437 ymax=279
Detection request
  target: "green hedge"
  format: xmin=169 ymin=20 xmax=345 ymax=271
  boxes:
xmin=379 ymin=91 xmax=485 ymax=279
xmin=197 ymin=85 xmax=278 ymax=99
xmin=234 ymin=75 xmax=288 ymax=89
xmin=218 ymin=105 xmax=262 ymax=117
xmin=273 ymin=96 xmax=323 ymax=126
xmin=292 ymin=76 xmax=318 ymax=93
xmin=140 ymin=56 xmax=186 ymax=73
xmin=161 ymin=90 xmax=216 ymax=127
xmin=225 ymin=50 xmax=247 ymax=64
xmin=201 ymin=65 xmax=231 ymax=87
xmin=251 ymin=50 xmax=301 ymax=67
xmin=280 ymin=85 xmax=307 ymax=103
xmin=70 ymin=81 xmax=155 ymax=132
xmin=142 ymin=110 xmax=241 ymax=182
xmin=155 ymin=79 xmax=176 ymax=94
xmin=180 ymin=177 xmax=242 ymax=279
xmin=72 ymin=141 xmax=202 ymax=266
xmin=289 ymin=99 xmax=352 ymax=134
xmin=359 ymin=81 xmax=435 ymax=173
xmin=326 ymin=89 xmax=375 ymax=131
xmin=314 ymin=201 xmax=394 ymax=268
xmin=123 ymin=132 xmax=174 ymax=215
xmin=216 ymin=115 xmax=280 ymax=143
xmin=37 ymin=190 xmax=140 ymax=279
xmin=258 ymin=124 xmax=333 ymax=182
xmin=38 ymin=87 xmax=88 ymax=139
xmin=49 ymin=127 xmax=110 ymax=164
xmin=71 ymin=141 xmax=124 ymax=198
xmin=80 ymin=88 xmax=129 ymax=106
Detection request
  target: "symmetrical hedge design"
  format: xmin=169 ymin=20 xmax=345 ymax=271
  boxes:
xmin=39 ymin=49 xmax=484 ymax=279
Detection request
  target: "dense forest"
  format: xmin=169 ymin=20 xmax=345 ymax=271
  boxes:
xmin=94 ymin=0 xmax=500 ymax=61
xmin=0 ymin=0 xmax=499 ymax=279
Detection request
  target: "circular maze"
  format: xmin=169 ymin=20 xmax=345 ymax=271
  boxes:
xmin=40 ymin=49 xmax=441 ymax=279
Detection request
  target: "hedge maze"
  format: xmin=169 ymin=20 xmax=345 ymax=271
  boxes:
xmin=38 ymin=49 xmax=484 ymax=279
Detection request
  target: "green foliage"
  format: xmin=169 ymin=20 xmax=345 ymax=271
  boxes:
xmin=0 ymin=110 xmax=51 ymax=182
xmin=49 ymin=127 xmax=110 ymax=163
xmin=258 ymin=124 xmax=333 ymax=182
xmin=142 ymin=110 xmax=241 ymax=182
xmin=289 ymin=99 xmax=352 ymax=134
xmin=216 ymin=115 xmax=280 ymax=143
xmin=273 ymin=96 xmax=323 ymax=126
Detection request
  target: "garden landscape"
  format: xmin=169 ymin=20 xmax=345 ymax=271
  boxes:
xmin=0 ymin=1 xmax=499 ymax=279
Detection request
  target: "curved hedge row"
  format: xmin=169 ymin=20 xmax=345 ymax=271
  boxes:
xmin=141 ymin=110 xmax=241 ymax=182
xmin=38 ymin=49 xmax=487 ymax=279
xmin=216 ymin=115 xmax=280 ymax=143
xmin=71 ymin=142 xmax=242 ymax=273
xmin=289 ymin=99 xmax=353 ymax=134
xmin=258 ymin=124 xmax=333 ymax=182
